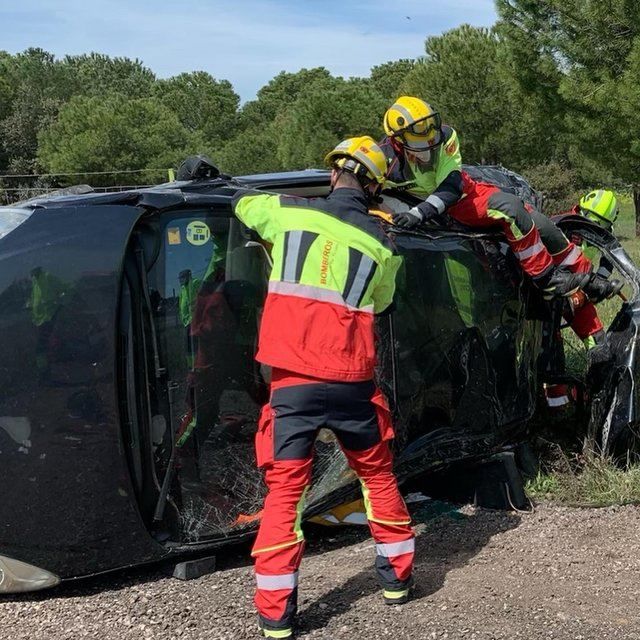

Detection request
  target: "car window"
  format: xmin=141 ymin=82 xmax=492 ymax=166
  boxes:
xmin=147 ymin=210 xmax=272 ymax=541
xmin=0 ymin=208 xmax=34 ymax=241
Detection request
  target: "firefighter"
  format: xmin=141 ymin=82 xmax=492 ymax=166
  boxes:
xmin=573 ymin=189 xmax=619 ymax=282
xmin=380 ymin=96 xmax=595 ymax=304
xmin=232 ymin=136 xmax=414 ymax=638
xmin=544 ymin=190 xmax=622 ymax=407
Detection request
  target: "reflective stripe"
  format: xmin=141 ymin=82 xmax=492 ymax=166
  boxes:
xmin=391 ymin=102 xmax=414 ymax=126
xmin=345 ymin=254 xmax=376 ymax=308
xmin=282 ymin=230 xmax=302 ymax=282
xmin=426 ymin=194 xmax=446 ymax=214
xmin=384 ymin=588 xmax=409 ymax=600
xmin=262 ymin=627 xmax=293 ymax=639
xmin=376 ymin=539 xmax=415 ymax=558
xmin=252 ymin=538 xmax=302 ymax=556
xmin=591 ymin=190 xmax=605 ymax=212
xmin=515 ymin=240 xmax=546 ymax=261
xmin=547 ymin=395 xmax=570 ymax=407
xmin=268 ymin=280 xmax=374 ymax=313
xmin=559 ymin=245 xmax=581 ymax=267
xmin=256 ymin=571 xmax=299 ymax=591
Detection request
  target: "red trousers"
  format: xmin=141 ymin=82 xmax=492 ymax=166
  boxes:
xmin=252 ymin=369 xmax=414 ymax=632
xmin=451 ymin=177 xmax=602 ymax=340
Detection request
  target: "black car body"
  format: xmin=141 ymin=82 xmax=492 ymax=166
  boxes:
xmin=0 ymin=166 xmax=637 ymax=593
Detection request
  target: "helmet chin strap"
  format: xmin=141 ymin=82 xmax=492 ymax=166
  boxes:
xmin=332 ymin=166 xmax=379 ymax=204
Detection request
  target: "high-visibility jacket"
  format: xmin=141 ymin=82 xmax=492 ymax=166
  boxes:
xmin=232 ymin=188 xmax=402 ymax=382
xmin=380 ymin=125 xmax=466 ymax=217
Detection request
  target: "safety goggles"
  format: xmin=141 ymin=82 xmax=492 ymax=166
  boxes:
xmin=393 ymin=113 xmax=443 ymax=150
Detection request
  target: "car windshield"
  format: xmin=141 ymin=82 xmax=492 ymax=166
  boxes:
xmin=0 ymin=208 xmax=34 ymax=241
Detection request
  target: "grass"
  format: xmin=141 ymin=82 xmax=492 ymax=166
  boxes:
xmin=531 ymin=198 xmax=640 ymax=506
xmin=562 ymin=198 xmax=640 ymax=376
xmin=526 ymin=456 xmax=640 ymax=506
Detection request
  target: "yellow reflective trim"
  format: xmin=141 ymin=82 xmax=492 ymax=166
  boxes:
xmin=360 ymin=480 xmax=374 ymax=519
xmin=293 ymin=486 xmax=309 ymax=542
xmin=359 ymin=479 xmax=411 ymax=525
xmin=370 ymin=517 xmax=412 ymax=526
xmin=384 ymin=588 xmax=409 ymax=599
xmin=487 ymin=208 xmax=523 ymax=240
xmin=262 ymin=628 xmax=293 ymax=639
xmin=252 ymin=539 xmax=302 ymax=556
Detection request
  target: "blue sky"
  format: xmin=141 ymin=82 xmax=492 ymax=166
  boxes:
xmin=1 ymin=0 xmax=497 ymax=101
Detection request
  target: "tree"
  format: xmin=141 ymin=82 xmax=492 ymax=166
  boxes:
xmin=63 ymin=53 xmax=156 ymax=98
xmin=275 ymin=76 xmax=388 ymax=170
xmin=369 ymin=59 xmax=415 ymax=101
xmin=154 ymin=71 xmax=239 ymax=147
xmin=238 ymin=67 xmax=333 ymax=128
xmin=215 ymin=120 xmax=283 ymax=175
xmin=0 ymin=48 xmax=71 ymax=172
xmin=401 ymin=26 xmax=518 ymax=165
xmin=497 ymin=0 xmax=640 ymax=232
xmin=38 ymin=94 xmax=199 ymax=185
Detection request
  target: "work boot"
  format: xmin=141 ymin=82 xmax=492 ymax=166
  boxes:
xmin=383 ymin=577 xmax=414 ymax=606
xmin=536 ymin=267 xmax=591 ymax=301
xmin=258 ymin=617 xmax=294 ymax=639
xmin=583 ymin=273 xmax=623 ymax=303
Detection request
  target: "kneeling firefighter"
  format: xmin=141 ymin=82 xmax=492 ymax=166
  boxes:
xmin=379 ymin=96 xmax=606 ymax=312
xmin=232 ymin=137 xmax=414 ymax=638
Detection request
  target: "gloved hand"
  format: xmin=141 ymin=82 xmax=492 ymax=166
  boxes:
xmin=583 ymin=273 xmax=623 ymax=303
xmin=539 ymin=268 xmax=591 ymax=301
xmin=392 ymin=202 xmax=439 ymax=228
xmin=392 ymin=206 xmax=423 ymax=228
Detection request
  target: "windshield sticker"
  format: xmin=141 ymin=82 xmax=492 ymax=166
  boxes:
xmin=186 ymin=221 xmax=210 ymax=246
xmin=167 ymin=227 xmax=181 ymax=245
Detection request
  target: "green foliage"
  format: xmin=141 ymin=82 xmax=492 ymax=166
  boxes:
xmin=526 ymin=457 xmax=640 ymax=506
xmin=370 ymin=59 xmax=415 ymax=101
xmin=521 ymin=162 xmax=582 ymax=214
xmin=402 ymin=26 xmax=506 ymax=164
xmin=497 ymin=0 xmax=640 ymax=230
xmin=38 ymin=94 xmax=197 ymax=185
xmin=0 ymin=48 xmax=71 ymax=172
xmin=155 ymin=71 xmax=239 ymax=146
xmin=275 ymin=76 xmax=387 ymax=170
xmin=239 ymin=67 xmax=333 ymax=128
xmin=63 ymin=53 xmax=156 ymax=98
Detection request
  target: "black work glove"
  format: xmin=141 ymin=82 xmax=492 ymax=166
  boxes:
xmin=583 ymin=273 xmax=623 ymax=303
xmin=392 ymin=202 xmax=438 ymax=228
xmin=538 ymin=268 xmax=591 ymax=301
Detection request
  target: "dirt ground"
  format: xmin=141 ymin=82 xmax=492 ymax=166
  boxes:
xmin=2 ymin=503 xmax=640 ymax=640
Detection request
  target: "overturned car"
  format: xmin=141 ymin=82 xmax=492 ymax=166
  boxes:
xmin=0 ymin=163 xmax=638 ymax=593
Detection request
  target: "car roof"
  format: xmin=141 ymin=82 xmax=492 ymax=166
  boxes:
xmin=2 ymin=169 xmax=332 ymax=211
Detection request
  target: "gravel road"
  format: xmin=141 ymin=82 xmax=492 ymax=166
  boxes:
xmin=3 ymin=503 xmax=640 ymax=639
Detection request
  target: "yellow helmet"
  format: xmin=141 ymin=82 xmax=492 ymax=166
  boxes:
xmin=579 ymin=190 xmax=618 ymax=227
xmin=324 ymin=136 xmax=387 ymax=185
xmin=383 ymin=96 xmax=443 ymax=151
